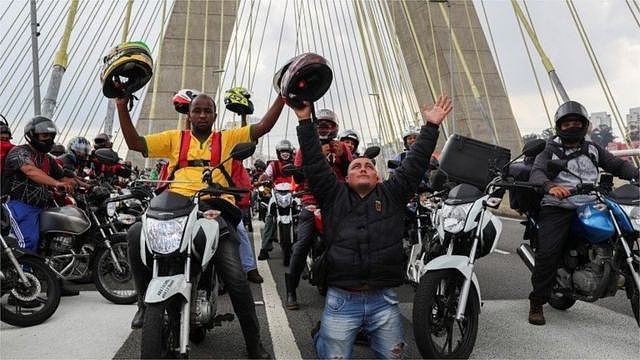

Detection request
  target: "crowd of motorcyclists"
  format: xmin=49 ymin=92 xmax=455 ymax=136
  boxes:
xmin=1 ymin=49 xmax=639 ymax=360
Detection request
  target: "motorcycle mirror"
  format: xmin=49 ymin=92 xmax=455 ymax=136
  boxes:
xmin=230 ymin=142 xmax=256 ymax=161
xmin=363 ymin=146 xmax=380 ymax=160
xmin=387 ymin=159 xmax=400 ymax=170
xmin=94 ymin=148 xmax=120 ymax=165
xmin=522 ymin=139 xmax=546 ymax=158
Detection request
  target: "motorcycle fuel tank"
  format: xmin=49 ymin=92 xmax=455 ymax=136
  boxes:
xmin=40 ymin=205 xmax=91 ymax=235
xmin=572 ymin=202 xmax=615 ymax=243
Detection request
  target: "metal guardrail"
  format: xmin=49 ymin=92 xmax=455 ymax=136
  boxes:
xmin=610 ymin=149 xmax=640 ymax=157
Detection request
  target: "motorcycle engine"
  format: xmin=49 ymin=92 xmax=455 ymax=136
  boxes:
xmin=50 ymin=235 xmax=74 ymax=253
xmin=191 ymin=290 xmax=213 ymax=327
xmin=572 ymin=244 xmax=612 ymax=295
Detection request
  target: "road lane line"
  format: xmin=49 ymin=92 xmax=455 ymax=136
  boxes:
xmin=253 ymin=222 xmax=303 ymax=359
xmin=494 ymin=249 xmax=510 ymax=255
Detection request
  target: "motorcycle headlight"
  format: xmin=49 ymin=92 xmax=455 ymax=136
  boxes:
xmin=106 ymin=201 xmax=118 ymax=217
xmin=620 ymin=205 xmax=640 ymax=231
xmin=146 ymin=216 xmax=188 ymax=254
xmin=439 ymin=203 xmax=473 ymax=234
xmin=258 ymin=186 xmax=264 ymax=192
xmin=117 ymin=213 xmax=136 ymax=225
xmin=276 ymin=192 xmax=292 ymax=208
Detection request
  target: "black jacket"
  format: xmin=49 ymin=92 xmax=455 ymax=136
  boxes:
xmin=297 ymin=121 xmax=439 ymax=289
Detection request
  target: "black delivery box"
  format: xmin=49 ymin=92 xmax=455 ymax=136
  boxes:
xmin=433 ymin=134 xmax=511 ymax=191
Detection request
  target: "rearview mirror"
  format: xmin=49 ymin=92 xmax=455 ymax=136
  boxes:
xmin=363 ymin=146 xmax=380 ymax=160
xmin=94 ymin=148 xmax=119 ymax=165
xmin=387 ymin=159 xmax=400 ymax=170
xmin=522 ymin=139 xmax=546 ymax=158
xmin=230 ymin=143 xmax=256 ymax=161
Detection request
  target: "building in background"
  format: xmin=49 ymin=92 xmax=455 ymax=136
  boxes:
xmin=589 ymin=111 xmax=612 ymax=128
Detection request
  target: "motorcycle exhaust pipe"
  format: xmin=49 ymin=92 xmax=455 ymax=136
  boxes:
xmin=517 ymin=244 xmax=535 ymax=272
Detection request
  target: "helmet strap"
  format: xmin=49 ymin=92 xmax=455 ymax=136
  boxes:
xmin=128 ymin=94 xmax=139 ymax=111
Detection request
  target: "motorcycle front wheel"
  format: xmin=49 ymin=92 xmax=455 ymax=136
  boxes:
xmin=413 ymin=269 xmax=479 ymax=359
xmin=141 ymin=301 xmax=182 ymax=359
xmin=278 ymin=223 xmax=292 ymax=267
xmin=1 ymin=257 xmax=61 ymax=327
xmin=93 ymin=242 xmax=137 ymax=304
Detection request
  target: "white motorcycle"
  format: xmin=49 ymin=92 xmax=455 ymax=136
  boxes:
xmin=268 ymin=182 xmax=299 ymax=266
xmin=412 ymin=140 xmax=545 ymax=359
xmin=138 ymin=143 xmax=254 ymax=359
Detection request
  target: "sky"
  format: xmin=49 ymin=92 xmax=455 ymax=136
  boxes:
xmin=0 ymin=0 xmax=638 ymax=159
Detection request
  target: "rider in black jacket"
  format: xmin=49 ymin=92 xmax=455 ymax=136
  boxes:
xmin=292 ymin=96 xmax=451 ymax=359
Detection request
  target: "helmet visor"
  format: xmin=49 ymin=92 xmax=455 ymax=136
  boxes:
xmin=33 ymin=121 xmax=58 ymax=135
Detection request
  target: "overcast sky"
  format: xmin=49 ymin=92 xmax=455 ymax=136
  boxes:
xmin=1 ymin=0 xmax=638 ymax=159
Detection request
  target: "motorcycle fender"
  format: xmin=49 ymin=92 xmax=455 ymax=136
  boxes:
xmin=279 ymin=215 xmax=292 ymax=225
xmin=191 ymin=218 xmax=220 ymax=269
xmin=145 ymin=274 xmax=191 ymax=304
xmin=424 ymin=255 xmax=482 ymax=310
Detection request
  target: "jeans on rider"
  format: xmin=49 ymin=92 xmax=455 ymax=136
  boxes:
xmin=260 ymin=212 xmax=276 ymax=252
xmin=287 ymin=208 xmax=316 ymax=288
xmin=237 ymin=222 xmax=257 ymax=273
xmin=127 ymin=219 xmax=264 ymax=352
xmin=314 ymin=287 xmax=405 ymax=359
xmin=3 ymin=200 xmax=42 ymax=252
xmin=529 ymin=206 xmax=575 ymax=304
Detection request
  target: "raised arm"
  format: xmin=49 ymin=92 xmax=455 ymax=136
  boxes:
xmin=115 ymin=97 xmax=146 ymax=154
xmin=250 ymin=97 xmax=286 ymax=141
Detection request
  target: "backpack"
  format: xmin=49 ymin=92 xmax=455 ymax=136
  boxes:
xmin=156 ymin=130 xmax=252 ymax=208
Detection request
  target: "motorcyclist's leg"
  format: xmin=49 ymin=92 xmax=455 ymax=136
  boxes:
xmin=236 ymin=222 xmax=263 ymax=283
xmin=214 ymin=227 xmax=271 ymax=359
xmin=529 ymin=206 xmax=574 ymax=303
xmin=127 ymin=222 xmax=151 ymax=329
xmin=258 ymin=213 xmax=275 ymax=259
xmin=4 ymin=201 xmax=41 ymax=253
xmin=288 ymin=208 xmax=315 ymax=288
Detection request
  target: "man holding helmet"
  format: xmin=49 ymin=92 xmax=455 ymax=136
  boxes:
xmin=256 ymin=139 xmax=295 ymax=262
xmin=2 ymin=116 xmax=75 ymax=254
xmin=528 ymin=100 xmax=638 ymax=325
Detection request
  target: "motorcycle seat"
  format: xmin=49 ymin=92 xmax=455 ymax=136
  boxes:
xmin=609 ymin=184 xmax=639 ymax=206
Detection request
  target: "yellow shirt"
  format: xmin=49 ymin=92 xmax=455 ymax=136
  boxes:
xmin=144 ymin=126 xmax=252 ymax=204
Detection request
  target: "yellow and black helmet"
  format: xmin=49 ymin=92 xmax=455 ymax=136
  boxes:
xmin=224 ymin=86 xmax=254 ymax=115
xmin=100 ymin=41 xmax=153 ymax=98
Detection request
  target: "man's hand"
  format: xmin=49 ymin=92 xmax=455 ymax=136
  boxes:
xmin=289 ymin=99 xmax=312 ymax=120
xmin=330 ymin=140 xmax=344 ymax=157
xmin=422 ymin=95 xmax=453 ymax=125
xmin=321 ymin=143 xmax=331 ymax=156
xmin=55 ymin=180 xmax=75 ymax=193
xmin=115 ymin=97 xmax=129 ymax=108
xmin=549 ymin=185 xmax=571 ymax=199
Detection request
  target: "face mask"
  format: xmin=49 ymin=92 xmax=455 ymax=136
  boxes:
xmin=558 ymin=126 xmax=586 ymax=143
xmin=279 ymin=152 xmax=291 ymax=161
xmin=35 ymin=138 xmax=55 ymax=153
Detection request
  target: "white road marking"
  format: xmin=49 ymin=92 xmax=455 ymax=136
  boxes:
xmin=253 ymin=223 xmax=303 ymax=359
xmin=494 ymin=249 xmax=511 ymax=255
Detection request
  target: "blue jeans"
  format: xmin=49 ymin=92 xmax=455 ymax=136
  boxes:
xmin=314 ymin=287 xmax=405 ymax=359
xmin=3 ymin=200 xmax=42 ymax=252
xmin=236 ymin=222 xmax=256 ymax=272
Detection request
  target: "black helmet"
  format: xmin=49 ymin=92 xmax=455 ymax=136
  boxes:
xmin=224 ymin=86 xmax=254 ymax=115
xmin=0 ymin=114 xmax=11 ymax=139
xmin=50 ymin=143 xmax=66 ymax=157
xmin=94 ymin=133 xmax=113 ymax=149
xmin=278 ymin=53 xmax=333 ymax=106
xmin=172 ymin=88 xmax=200 ymax=114
xmin=254 ymin=159 xmax=267 ymax=171
xmin=275 ymin=139 xmax=294 ymax=162
xmin=554 ymin=101 xmax=590 ymax=143
xmin=24 ymin=116 xmax=58 ymax=153
xmin=101 ymin=41 xmax=153 ymax=98
xmin=339 ymin=129 xmax=360 ymax=149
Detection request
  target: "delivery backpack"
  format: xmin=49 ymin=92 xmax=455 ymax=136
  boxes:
xmin=156 ymin=130 xmax=252 ymax=208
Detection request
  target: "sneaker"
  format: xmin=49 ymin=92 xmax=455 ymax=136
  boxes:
xmin=247 ymin=269 xmax=264 ymax=284
xmin=528 ymin=300 xmax=545 ymax=325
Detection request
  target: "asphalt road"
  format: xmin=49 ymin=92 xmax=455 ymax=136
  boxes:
xmin=2 ymin=218 xmax=638 ymax=359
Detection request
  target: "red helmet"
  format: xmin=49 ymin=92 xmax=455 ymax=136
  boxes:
xmin=277 ymin=53 xmax=333 ymax=106
xmin=172 ymin=89 xmax=201 ymax=114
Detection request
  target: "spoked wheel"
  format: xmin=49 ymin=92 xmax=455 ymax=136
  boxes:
xmin=1 ymin=257 xmax=61 ymax=327
xmin=413 ymin=269 xmax=479 ymax=359
xmin=93 ymin=242 xmax=137 ymax=304
xmin=141 ymin=300 xmax=182 ymax=359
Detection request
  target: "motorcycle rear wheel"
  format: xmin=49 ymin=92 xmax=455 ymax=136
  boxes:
xmin=141 ymin=301 xmax=181 ymax=359
xmin=93 ymin=242 xmax=137 ymax=304
xmin=548 ymin=292 xmax=576 ymax=311
xmin=413 ymin=269 xmax=479 ymax=359
xmin=1 ymin=257 xmax=61 ymax=327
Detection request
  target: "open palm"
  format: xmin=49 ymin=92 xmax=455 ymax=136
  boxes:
xmin=421 ymin=96 xmax=452 ymax=125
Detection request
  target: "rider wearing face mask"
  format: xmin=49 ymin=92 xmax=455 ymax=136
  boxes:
xmin=256 ymin=139 xmax=295 ymax=261
xmin=528 ymin=101 xmax=639 ymax=326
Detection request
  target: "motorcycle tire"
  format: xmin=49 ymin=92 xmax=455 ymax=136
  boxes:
xmin=413 ymin=269 xmax=479 ymax=359
xmin=624 ymin=253 xmax=639 ymax=326
xmin=1 ymin=257 xmax=61 ymax=327
xmin=190 ymin=327 xmax=206 ymax=344
xmin=278 ymin=223 xmax=292 ymax=267
xmin=548 ymin=292 xmax=576 ymax=311
xmin=141 ymin=301 xmax=181 ymax=359
xmin=93 ymin=243 xmax=137 ymax=304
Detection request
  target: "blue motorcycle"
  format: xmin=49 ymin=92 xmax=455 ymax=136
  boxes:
xmin=516 ymin=161 xmax=640 ymax=326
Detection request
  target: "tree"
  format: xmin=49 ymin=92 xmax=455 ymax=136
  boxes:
xmin=591 ymin=124 xmax=616 ymax=147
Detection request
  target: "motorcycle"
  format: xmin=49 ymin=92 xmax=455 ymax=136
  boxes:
xmin=39 ymin=148 xmax=137 ymax=304
xmin=255 ymin=181 xmax=272 ymax=222
xmin=269 ymin=182 xmax=299 ymax=266
xmin=138 ymin=143 xmax=255 ymax=358
xmin=411 ymin=139 xmax=546 ymax=359
xmin=1 ymin=206 xmax=61 ymax=327
xmin=516 ymin=160 xmax=640 ymax=326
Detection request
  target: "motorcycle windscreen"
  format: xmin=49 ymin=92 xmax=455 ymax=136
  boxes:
xmin=572 ymin=203 xmax=615 ymax=243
